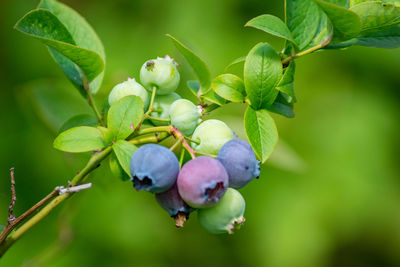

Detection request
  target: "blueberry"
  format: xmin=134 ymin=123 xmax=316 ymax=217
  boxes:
xmin=130 ymin=144 xmax=179 ymax=193
xmin=177 ymin=156 xmax=229 ymax=208
xmin=155 ymin=183 xmax=194 ymax=227
xmin=150 ymin=93 xmax=181 ymax=126
xmin=169 ymin=99 xmax=202 ymax=136
xmin=191 ymin=120 xmax=235 ymax=154
xmin=108 ymin=78 xmax=149 ymax=108
xmin=217 ymin=139 xmax=260 ymax=188
xmin=197 ymin=188 xmax=245 ymax=234
xmin=140 ymin=55 xmax=180 ymax=95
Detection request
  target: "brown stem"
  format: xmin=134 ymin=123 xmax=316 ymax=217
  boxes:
xmin=170 ymin=126 xmax=196 ymax=159
xmin=0 ymin=188 xmax=59 ymax=245
xmin=7 ymin=168 xmax=16 ymax=224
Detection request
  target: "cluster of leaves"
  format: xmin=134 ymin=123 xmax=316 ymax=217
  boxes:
xmin=14 ymin=0 xmax=400 ymax=175
xmin=168 ymin=0 xmax=400 ymax=162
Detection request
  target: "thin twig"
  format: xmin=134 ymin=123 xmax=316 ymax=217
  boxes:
xmin=179 ymin=149 xmax=186 ymax=168
xmin=0 ymin=147 xmax=113 ymax=257
xmin=7 ymin=168 xmax=16 ymax=224
xmin=281 ymin=34 xmax=333 ymax=65
xmin=135 ymin=86 xmax=157 ymax=131
xmin=170 ymin=126 xmax=196 ymax=159
xmin=82 ymin=76 xmax=105 ymax=126
xmin=0 ymin=187 xmax=59 ymax=245
xmin=169 ymin=137 xmax=183 ymax=152
xmin=194 ymin=151 xmax=217 ymax=158
xmin=128 ymin=132 xmax=170 ymax=145
xmin=184 ymin=136 xmax=200 ymax=145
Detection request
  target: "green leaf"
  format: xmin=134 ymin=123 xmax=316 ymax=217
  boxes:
xmin=350 ymin=0 xmax=400 ymax=7
xmin=166 ymin=34 xmax=211 ymax=94
xmin=326 ymin=24 xmax=400 ymax=48
xmin=244 ymin=106 xmax=279 ymax=163
xmin=39 ymin=0 xmax=105 ymax=95
xmin=107 ymin=96 xmax=144 ymax=140
xmin=58 ymin=114 xmax=98 ymax=134
xmin=350 ymin=1 xmax=400 ymax=33
xmin=302 ymin=10 xmax=334 ymax=50
xmin=245 ymin=14 xmax=297 ymax=45
xmin=187 ymin=80 xmax=201 ymax=98
xmin=244 ymin=43 xmax=282 ymax=109
xmin=324 ymin=38 xmax=359 ymax=48
xmin=15 ymin=9 xmax=105 ymax=96
xmin=212 ymin=74 xmax=246 ymax=103
xmin=265 ymin=102 xmax=295 ymax=118
xmin=355 ymin=24 xmax=400 ymax=47
xmin=97 ymin=126 xmax=114 ymax=146
xmin=201 ymin=90 xmax=226 ymax=106
xmin=264 ymin=92 xmax=295 ymax=118
xmin=276 ymin=62 xmax=296 ymax=104
xmin=54 ymin=126 xmax=107 ymax=152
xmin=322 ymin=0 xmax=350 ymax=7
xmin=286 ymin=0 xmax=321 ymax=50
xmin=112 ymin=140 xmax=137 ymax=177
xmin=224 ymin=56 xmax=246 ymax=72
xmin=0 ymin=225 xmax=4 ymax=232
xmin=315 ymin=0 xmax=362 ymax=41
xmin=109 ymin=152 xmax=130 ymax=181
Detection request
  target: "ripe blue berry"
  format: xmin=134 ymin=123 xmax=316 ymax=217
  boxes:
xmin=197 ymin=188 xmax=245 ymax=234
xmin=177 ymin=156 xmax=228 ymax=208
xmin=130 ymin=144 xmax=179 ymax=193
xmin=217 ymin=139 xmax=260 ymax=188
xmin=108 ymin=78 xmax=149 ymax=108
xmin=155 ymin=183 xmax=194 ymax=227
xmin=140 ymin=55 xmax=180 ymax=95
xmin=191 ymin=120 xmax=235 ymax=154
xmin=169 ymin=99 xmax=202 ymax=136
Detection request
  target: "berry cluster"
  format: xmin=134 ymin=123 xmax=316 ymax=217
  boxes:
xmin=109 ymin=56 xmax=260 ymax=234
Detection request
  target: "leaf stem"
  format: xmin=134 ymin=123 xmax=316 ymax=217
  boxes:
xmin=135 ymin=126 xmax=172 ymax=136
xmin=179 ymin=149 xmax=186 ymax=167
xmin=170 ymin=126 xmax=196 ymax=159
xmin=82 ymin=77 xmax=105 ymax=126
xmin=169 ymin=137 xmax=183 ymax=152
xmin=194 ymin=151 xmax=217 ymax=158
xmin=184 ymin=136 xmax=200 ymax=145
xmin=281 ymin=36 xmax=332 ymax=65
xmin=147 ymin=116 xmax=170 ymax=123
xmin=128 ymin=132 xmax=170 ymax=145
xmin=135 ymin=86 xmax=157 ymax=131
xmin=201 ymin=103 xmax=220 ymax=115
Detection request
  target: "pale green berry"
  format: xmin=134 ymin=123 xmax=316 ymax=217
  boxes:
xmin=108 ymin=78 xmax=149 ymax=108
xmin=191 ymin=120 xmax=234 ymax=155
xmin=197 ymin=188 xmax=245 ymax=234
xmin=169 ymin=99 xmax=202 ymax=136
xmin=140 ymin=55 xmax=180 ymax=95
xmin=150 ymin=93 xmax=181 ymax=126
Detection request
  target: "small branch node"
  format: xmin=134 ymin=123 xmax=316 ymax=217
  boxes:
xmin=57 ymin=183 xmax=92 ymax=195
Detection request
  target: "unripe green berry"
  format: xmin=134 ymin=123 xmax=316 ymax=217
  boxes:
xmin=169 ymin=99 xmax=202 ymax=136
xmin=197 ymin=188 xmax=245 ymax=234
xmin=191 ymin=119 xmax=234 ymax=154
xmin=140 ymin=55 xmax=180 ymax=95
xmin=108 ymin=78 xmax=149 ymax=108
xmin=150 ymin=93 xmax=181 ymax=126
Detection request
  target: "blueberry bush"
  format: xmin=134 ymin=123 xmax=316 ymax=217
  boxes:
xmin=1 ymin=0 xmax=400 ymax=257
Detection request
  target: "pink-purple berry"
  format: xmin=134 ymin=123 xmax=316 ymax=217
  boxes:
xmin=177 ymin=156 xmax=229 ymax=208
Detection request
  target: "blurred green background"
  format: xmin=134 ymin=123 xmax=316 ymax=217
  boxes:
xmin=1 ymin=0 xmax=400 ymax=266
